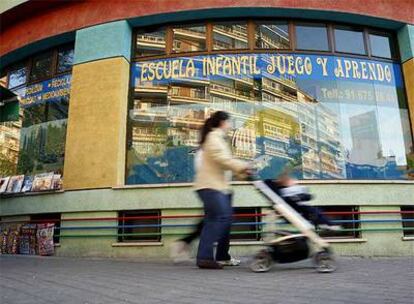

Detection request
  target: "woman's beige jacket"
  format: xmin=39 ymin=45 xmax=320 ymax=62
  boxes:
xmin=194 ymin=128 xmax=249 ymax=192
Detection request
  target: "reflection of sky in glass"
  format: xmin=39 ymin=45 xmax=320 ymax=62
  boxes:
xmin=8 ymin=67 xmax=26 ymax=89
xmin=369 ymin=34 xmax=392 ymax=59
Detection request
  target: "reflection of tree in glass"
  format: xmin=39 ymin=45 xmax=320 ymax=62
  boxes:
xmin=17 ymin=121 xmax=66 ymax=175
xmin=0 ymin=153 xmax=17 ymax=176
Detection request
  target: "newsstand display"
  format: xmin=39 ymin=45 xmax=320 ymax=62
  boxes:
xmin=0 ymin=223 xmax=55 ymax=256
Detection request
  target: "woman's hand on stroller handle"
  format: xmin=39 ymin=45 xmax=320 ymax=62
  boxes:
xmin=245 ymin=162 xmax=260 ymax=181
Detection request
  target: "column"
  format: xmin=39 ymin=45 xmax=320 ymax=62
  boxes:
xmin=63 ymin=20 xmax=132 ymax=189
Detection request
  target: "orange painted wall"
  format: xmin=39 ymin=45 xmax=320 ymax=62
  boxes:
xmin=1 ymin=0 xmax=413 ymax=58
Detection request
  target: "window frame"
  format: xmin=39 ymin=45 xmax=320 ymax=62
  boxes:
xmin=28 ymin=50 xmax=56 ymax=83
xmin=367 ymin=30 xmax=397 ymax=60
xmin=55 ymin=45 xmax=75 ymax=75
xmin=316 ymin=206 xmax=361 ymax=239
xmin=135 ymin=26 xmax=169 ymax=58
xmin=212 ymin=21 xmax=250 ymax=52
xmin=253 ymin=19 xmax=292 ymax=51
xmin=131 ymin=20 xmax=399 ymax=63
xmin=171 ymin=23 xmax=208 ymax=54
xmin=294 ymin=22 xmax=331 ymax=53
xmin=401 ymin=206 xmax=414 ymax=237
xmin=118 ymin=210 xmax=161 ymax=243
xmin=332 ymin=25 xmax=367 ymax=56
xmin=230 ymin=207 xmax=262 ymax=241
xmin=4 ymin=43 xmax=75 ymax=90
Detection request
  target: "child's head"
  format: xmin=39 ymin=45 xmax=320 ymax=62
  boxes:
xmin=276 ymin=171 xmax=296 ymax=186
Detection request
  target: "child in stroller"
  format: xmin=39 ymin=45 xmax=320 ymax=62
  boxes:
xmin=249 ymin=173 xmax=338 ymax=273
xmin=264 ymin=173 xmax=341 ymax=231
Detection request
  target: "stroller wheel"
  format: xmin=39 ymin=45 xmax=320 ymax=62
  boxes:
xmin=313 ymin=250 xmax=337 ymax=273
xmin=249 ymin=250 xmax=273 ymax=273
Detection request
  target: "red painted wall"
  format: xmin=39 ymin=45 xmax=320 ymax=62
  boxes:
xmin=1 ymin=0 xmax=413 ymax=57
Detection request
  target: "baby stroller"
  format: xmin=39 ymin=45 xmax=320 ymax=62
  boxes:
xmin=249 ymin=180 xmax=337 ymax=273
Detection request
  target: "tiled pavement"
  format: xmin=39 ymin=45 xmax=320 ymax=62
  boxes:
xmin=1 ymin=255 xmax=413 ymax=304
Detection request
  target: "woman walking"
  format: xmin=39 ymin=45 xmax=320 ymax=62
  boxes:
xmin=195 ymin=111 xmax=250 ymax=269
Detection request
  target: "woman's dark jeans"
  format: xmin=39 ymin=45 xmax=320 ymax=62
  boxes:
xmin=196 ymin=189 xmax=233 ymax=262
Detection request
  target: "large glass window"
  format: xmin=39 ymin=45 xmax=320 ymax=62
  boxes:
xmin=334 ymin=26 xmax=366 ymax=55
xmin=128 ymin=21 xmax=411 ymax=184
xmin=173 ymin=25 xmax=207 ymax=53
xmin=136 ymin=28 xmax=166 ymax=57
xmin=213 ymin=22 xmax=248 ymax=50
xmin=1 ymin=46 xmax=74 ymax=178
xmin=255 ymin=21 xmax=290 ymax=49
xmin=295 ymin=23 xmax=329 ymax=51
xmin=369 ymin=33 xmax=394 ymax=59
xmin=128 ymin=52 xmax=412 ymax=183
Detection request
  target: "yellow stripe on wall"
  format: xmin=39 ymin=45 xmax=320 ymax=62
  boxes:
xmin=64 ymin=57 xmax=129 ymax=190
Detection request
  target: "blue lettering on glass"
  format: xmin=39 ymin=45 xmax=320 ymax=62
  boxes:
xmin=132 ymin=54 xmax=402 ymax=87
xmin=14 ymin=74 xmax=72 ymax=108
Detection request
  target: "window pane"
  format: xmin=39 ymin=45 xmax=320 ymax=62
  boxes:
xmin=8 ymin=67 xmax=27 ymax=89
xmin=334 ymin=26 xmax=366 ymax=55
xmin=46 ymin=97 xmax=69 ymax=122
xmin=22 ymin=104 xmax=46 ymax=127
xmin=255 ymin=22 xmax=290 ymax=49
xmin=136 ymin=29 xmax=166 ymax=57
xmin=57 ymin=48 xmax=74 ymax=73
xmin=30 ymin=52 xmax=53 ymax=82
xmin=401 ymin=206 xmax=414 ymax=237
xmin=317 ymin=206 xmax=360 ymax=239
xmin=295 ymin=23 xmax=329 ymax=51
xmin=173 ymin=25 xmax=206 ymax=53
xmin=231 ymin=208 xmax=262 ymax=241
xmin=118 ymin=210 xmax=161 ymax=242
xmin=213 ymin=22 xmax=248 ymax=50
xmin=369 ymin=34 xmax=393 ymax=58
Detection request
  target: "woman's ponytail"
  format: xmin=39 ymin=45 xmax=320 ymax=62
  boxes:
xmin=199 ymin=111 xmax=230 ymax=146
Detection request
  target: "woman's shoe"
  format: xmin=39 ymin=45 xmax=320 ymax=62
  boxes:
xmin=170 ymin=241 xmax=191 ymax=263
xmin=197 ymin=260 xmax=223 ymax=269
xmin=217 ymin=257 xmax=241 ymax=266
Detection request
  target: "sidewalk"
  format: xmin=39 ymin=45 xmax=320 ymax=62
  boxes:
xmin=1 ymin=255 xmax=413 ymax=304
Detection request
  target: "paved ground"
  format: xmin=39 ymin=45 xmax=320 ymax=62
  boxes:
xmin=0 ymin=255 xmax=413 ymax=304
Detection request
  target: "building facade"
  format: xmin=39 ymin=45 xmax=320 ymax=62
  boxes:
xmin=0 ymin=0 xmax=413 ymax=257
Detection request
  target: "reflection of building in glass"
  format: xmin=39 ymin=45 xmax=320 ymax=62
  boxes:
xmin=315 ymin=105 xmax=344 ymax=179
xmin=173 ymin=26 xmax=206 ymax=52
xmin=346 ymin=110 xmax=405 ymax=178
xmin=255 ymin=24 xmax=289 ymax=49
xmin=130 ymin=55 xmax=350 ymax=182
xmin=0 ymin=121 xmax=21 ymax=174
xmin=260 ymin=74 xmax=344 ymax=179
xmin=213 ymin=24 xmax=248 ymax=49
xmin=136 ymin=30 xmax=166 ymax=56
xmin=209 ymin=76 xmax=258 ymax=159
xmin=131 ymin=126 xmax=168 ymax=158
xmin=257 ymin=106 xmax=299 ymax=159
xmin=349 ymin=111 xmax=382 ymax=166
